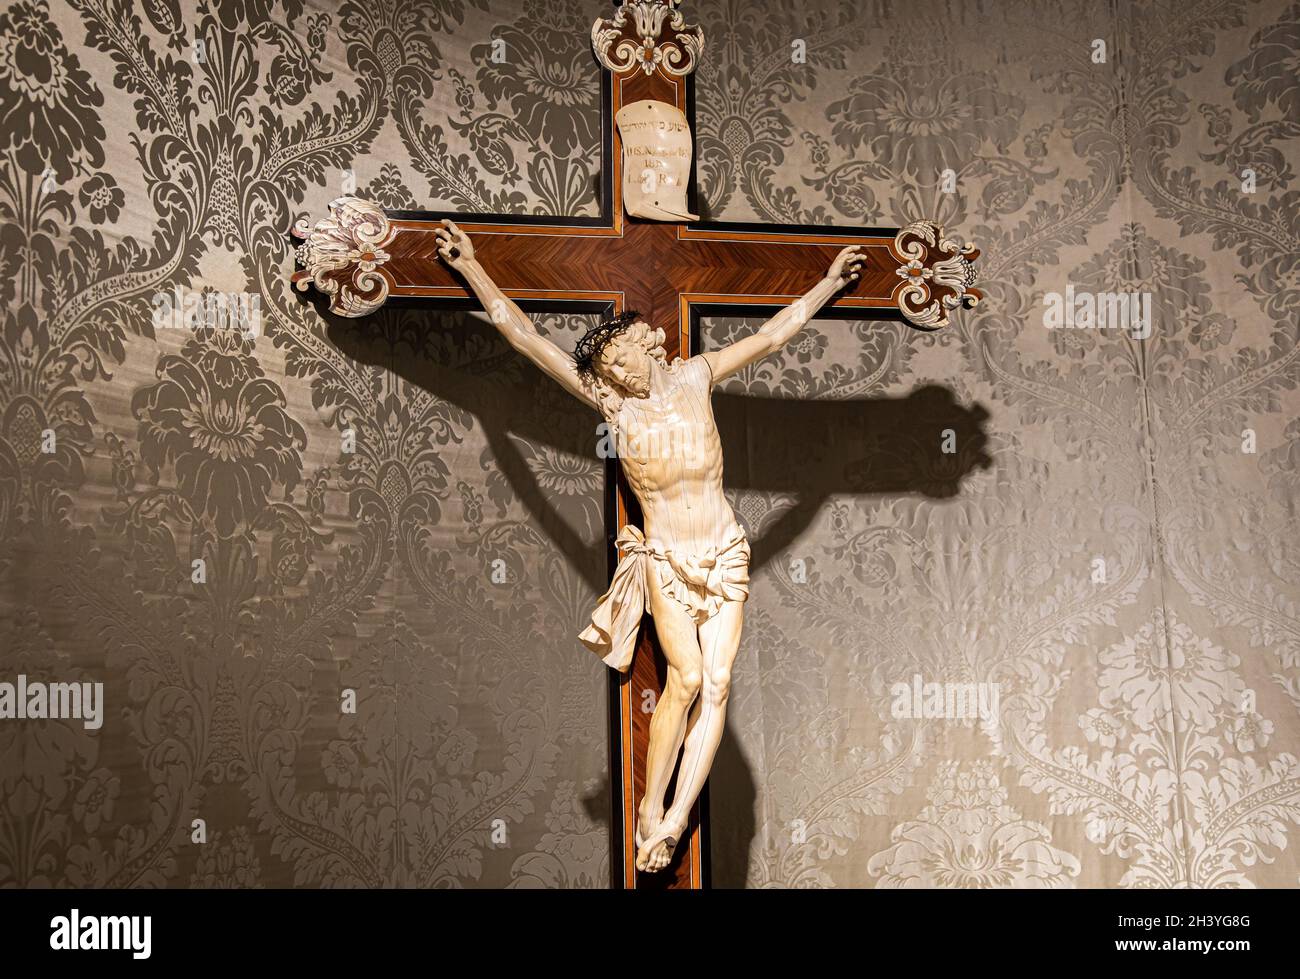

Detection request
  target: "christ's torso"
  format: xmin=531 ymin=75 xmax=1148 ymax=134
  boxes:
xmin=611 ymin=356 xmax=739 ymax=558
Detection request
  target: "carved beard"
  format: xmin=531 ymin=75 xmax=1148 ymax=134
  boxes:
xmin=616 ymin=358 xmax=652 ymax=398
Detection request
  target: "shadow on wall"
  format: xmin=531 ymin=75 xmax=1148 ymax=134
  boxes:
xmin=712 ymin=384 xmax=992 ymax=573
xmin=323 ymin=302 xmax=609 ymax=591
xmin=318 ymin=298 xmax=992 ymax=886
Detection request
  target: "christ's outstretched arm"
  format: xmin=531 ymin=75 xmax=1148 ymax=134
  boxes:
xmin=435 ymin=219 xmax=599 ymax=411
xmin=700 ymin=245 xmax=866 ymax=383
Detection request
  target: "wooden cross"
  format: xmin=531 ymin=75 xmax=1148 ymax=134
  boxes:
xmin=292 ymin=0 xmax=981 ymax=890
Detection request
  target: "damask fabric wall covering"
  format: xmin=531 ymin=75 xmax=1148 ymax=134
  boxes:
xmin=0 ymin=0 xmax=1296 ymax=889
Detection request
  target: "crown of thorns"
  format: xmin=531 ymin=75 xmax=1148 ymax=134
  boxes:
xmin=573 ymin=310 xmax=643 ymax=377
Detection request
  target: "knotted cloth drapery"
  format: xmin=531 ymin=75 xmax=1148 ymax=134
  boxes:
xmin=579 ymin=524 xmax=751 ymax=672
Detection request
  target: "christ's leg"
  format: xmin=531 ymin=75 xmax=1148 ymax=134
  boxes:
xmin=637 ymin=599 xmax=744 ymax=872
xmin=637 ymin=581 xmax=702 ymax=850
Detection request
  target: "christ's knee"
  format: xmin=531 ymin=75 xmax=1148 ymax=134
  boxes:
xmin=667 ymin=669 xmax=702 ymax=706
xmin=702 ymin=666 xmax=731 ymax=708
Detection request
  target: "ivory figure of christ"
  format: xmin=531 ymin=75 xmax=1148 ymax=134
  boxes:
xmin=434 ymin=219 xmax=866 ymax=872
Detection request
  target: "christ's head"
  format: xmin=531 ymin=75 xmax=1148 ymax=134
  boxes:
xmin=574 ymin=311 xmax=666 ymax=400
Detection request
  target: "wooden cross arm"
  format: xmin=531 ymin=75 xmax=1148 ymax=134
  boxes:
xmin=291 ymin=198 xmax=983 ymax=332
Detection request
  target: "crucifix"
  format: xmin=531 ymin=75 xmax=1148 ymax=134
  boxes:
xmin=292 ymin=0 xmax=981 ymax=889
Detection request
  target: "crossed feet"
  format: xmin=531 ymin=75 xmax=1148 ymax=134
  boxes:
xmin=636 ymin=809 xmax=688 ymax=874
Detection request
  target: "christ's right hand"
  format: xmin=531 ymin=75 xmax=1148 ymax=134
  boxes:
xmin=434 ymin=219 xmax=475 ymax=271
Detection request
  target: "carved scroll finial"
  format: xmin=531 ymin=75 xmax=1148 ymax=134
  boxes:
xmin=592 ymin=0 xmax=705 ymax=78
xmin=892 ymin=221 xmax=983 ymax=329
xmin=291 ymin=197 xmax=392 ymax=318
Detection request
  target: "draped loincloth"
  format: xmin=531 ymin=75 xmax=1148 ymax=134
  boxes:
xmin=578 ymin=523 xmax=750 ymax=673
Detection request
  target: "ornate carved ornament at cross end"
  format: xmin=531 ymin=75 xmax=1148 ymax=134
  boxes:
xmin=892 ymin=222 xmax=983 ymax=329
xmin=591 ymin=0 xmax=705 ymax=78
xmin=291 ymin=197 xmax=390 ymax=318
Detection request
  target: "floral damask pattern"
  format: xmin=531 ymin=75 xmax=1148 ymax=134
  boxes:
xmin=0 ymin=0 xmax=1296 ymax=891
xmin=867 ymin=760 xmax=1082 ymax=888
